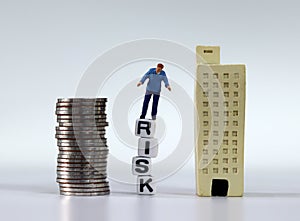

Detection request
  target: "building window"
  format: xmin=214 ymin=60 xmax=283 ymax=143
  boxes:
xmin=233 ymin=168 xmax=238 ymax=174
xmin=213 ymin=168 xmax=219 ymax=174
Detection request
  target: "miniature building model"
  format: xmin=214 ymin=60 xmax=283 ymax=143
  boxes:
xmin=195 ymin=45 xmax=246 ymax=196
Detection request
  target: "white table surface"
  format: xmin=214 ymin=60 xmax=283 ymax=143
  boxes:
xmin=1 ymin=167 xmax=300 ymax=221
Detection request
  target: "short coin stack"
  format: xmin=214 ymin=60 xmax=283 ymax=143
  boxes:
xmin=55 ymin=98 xmax=110 ymax=196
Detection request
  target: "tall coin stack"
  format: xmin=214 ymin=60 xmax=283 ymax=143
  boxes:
xmin=55 ymin=98 xmax=110 ymax=196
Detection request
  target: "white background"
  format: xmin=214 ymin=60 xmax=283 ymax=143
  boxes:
xmin=0 ymin=0 xmax=300 ymax=220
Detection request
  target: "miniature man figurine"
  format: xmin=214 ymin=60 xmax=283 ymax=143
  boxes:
xmin=137 ymin=63 xmax=171 ymax=120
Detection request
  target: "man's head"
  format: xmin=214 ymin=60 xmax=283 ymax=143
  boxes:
xmin=156 ymin=63 xmax=164 ymax=73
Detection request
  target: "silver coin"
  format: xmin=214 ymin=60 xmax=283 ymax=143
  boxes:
xmin=57 ymin=138 xmax=107 ymax=143
xmin=56 ymin=173 xmax=107 ymax=178
xmin=57 ymin=169 xmax=107 ymax=174
xmin=56 ymin=116 xmax=108 ymax=123
xmin=57 ymin=137 xmax=107 ymax=142
xmin=55 ymin=134 xmax=106 ymax=139
xmin=58 ymin=122 xmax=108 ymax=127
xmin=57 ymin=170 xmax=107 ymax=175
xmin=56 ymin=128 xmax=106 ymax=132
xmin=56 ymin=167 xmax=107 ymax=172
xmin=56 ymin=126 xmax=107 ymax=131
xmin=55 ymin=106 xmax=106 ymax=114
xmin=58 ymin=152 xmax=108 ymax=157
xmin=58 ymin=148 xmax=108 ymax=152
xmin=56 ymin=164 xmax=107 ymax=171
xmin=57 ymin=181 xmax=108 ymax=185
xmin=57 ymin=167 xmax=107 ymax=173
xmin=57 ymin=114 xmax=106 ymax=119
xmin=58 ymin=145 xmax=108 ymax=149
xmin=57 ymin=154 xmax=108 ymax=159
xmin=56 ymin=178 xmax=108 ymax=184
xmin=57 ymin=141 xmax=107 ymax=145
xmin=58 ymin=149 xmax=108 ymax=152
xmin=57 ymin=158 xmax=107 ymax=162
xmin=57 ymin=119 xmax=107 ymax=123
xmin=57 ymin=161 xmax=107 ymax=167
xmin=58 ymin=149 xmax=108 ymax=153
xmin=59 ymin=184 xmax=109 ymax=189
xmin=56 ymin=106 xmax=106 ymax=111
xmin=57 ymin=149 xmax=108 ymax=154
xmin=57 ymin=159 xmax=107 ymax=164
xmin=55 ymin=130 xmax=105 ymax=135
xmin=57 ymin=152 xmax=108 ymax=157
xmin=59 ymin=191 xmax=110 ymax=196
xmin=57 ymin=163 xmax=107 ymax=168
xmin=57 ymin=139 xmax=107 ymax=145
xmin=56 ymin=100 xmax=107 ymax=104
xmin=59 ymin=182 xmax=108 ymax=188
xmin=57 ymin=98 xmax=107 ymax=102
xmin=59 ymin=187 xmax=110 ymax=192
xmin=56 ymin=171 xmax=107 ymax=176
xmin=56 ymin=104 xmax=106 ymax=109
xmin=57 ymin=171 xmax=106 ymax=176
xmin=56 ymin=131 xmax=106 ymax=136
xmin=56 ymin=112 xmax=106 ymax=116
xmin=56 ymin=118 xmax=107 ymax=123
xmin=56 ymin=109 xmax=106 ymax=113
xmin=57 ymin=155 xmax=108 ymax=159
xmin=57 ymin=176 xmax=107 ymax=181
xmin=57 ymin=161 xmax=107 ymax=166
xmin=58 ymin=145 xmax=108 ymax=150
xmin=58 ymin=151 xmax=108 ymax=158
xmin=59 ymin=186 xmax=109 ymax=192
xmin=58 ymin=146 xmax=108 ymax=150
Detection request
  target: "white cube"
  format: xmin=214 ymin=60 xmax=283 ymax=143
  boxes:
xmin=138 ymin=137 xmax=158 ymax=158
xmin=135 ymin=119 xmax=156 ymax=138
xmin=137 ymin=175 xmax=156 ymax=195
xmin=132 ymin=156 xmax=152 ymax=175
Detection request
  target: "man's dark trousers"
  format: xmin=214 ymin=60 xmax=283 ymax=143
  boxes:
xmin=140 ymin=93 xmax=160 ymax=118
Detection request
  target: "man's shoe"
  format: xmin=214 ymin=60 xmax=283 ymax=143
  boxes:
xmin=152 ymin=115 xmax=156 ymax=120
xmin=140 ymin=115 xmax=145 ymax=119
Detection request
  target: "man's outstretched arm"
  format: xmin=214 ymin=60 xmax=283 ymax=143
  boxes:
xmin=137 ymin=69 xmax=151 ymax=87
xmin=163 ymin=75 xmax=171 ymax=91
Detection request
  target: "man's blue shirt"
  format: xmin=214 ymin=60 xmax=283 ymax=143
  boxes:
xmin=140 ymin=68 xmax=170 ymax=95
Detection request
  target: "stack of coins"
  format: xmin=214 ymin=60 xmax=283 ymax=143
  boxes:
xmin=55 ymin=98 xmax=110 ymax=196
